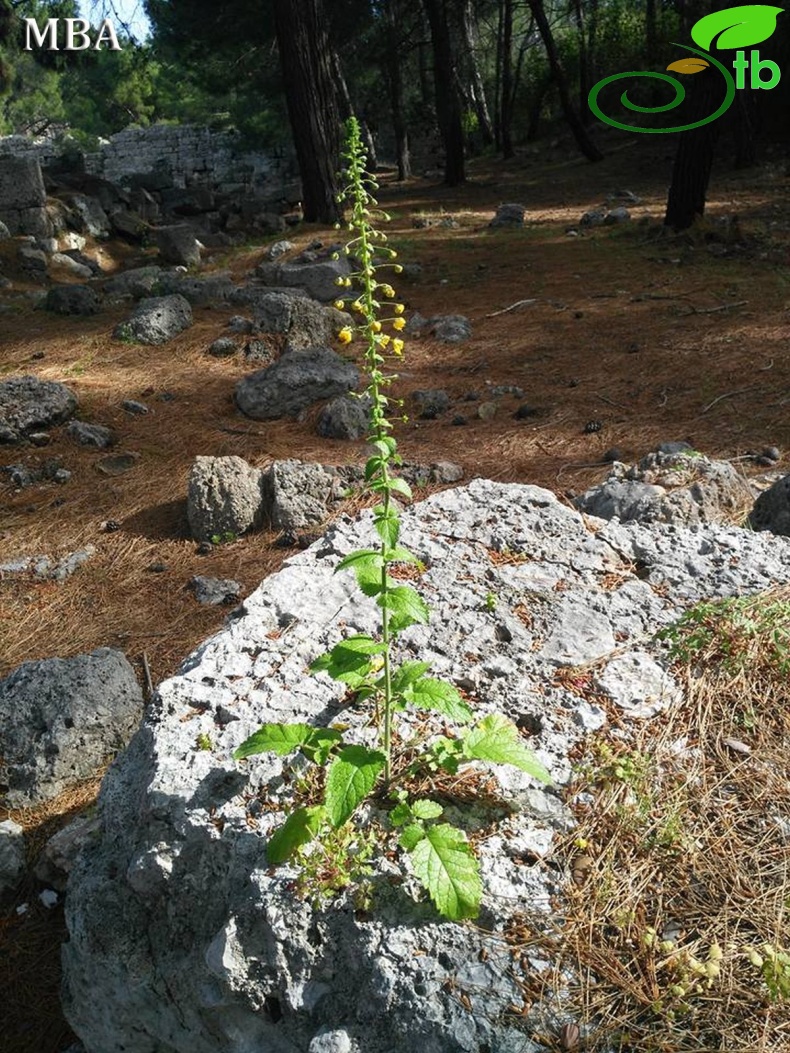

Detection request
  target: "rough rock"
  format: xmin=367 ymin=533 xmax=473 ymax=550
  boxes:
xmin=489 ymin=203 xmax=526 ymax=228
xmin=0 ymin=819 xmax=26 ymax=895
xmin=235 ymin=347 xmax=359 ymax=421
xmin=575 ymin=448 xmax=751 ymax=526
xmin=408 ymin=314 xmax=472 ymax=343
xmin=255 ymin=257 xmax=352 ymax=302
xmin=35 ymin=816 xmax=101 ymax=891
xmin=103 ymin=266 xmax=163 ymax=299
xmin=190 ymin=576 xmax=242 ymax=606
xmin=316 ymin=395 xmax=371 ymax=440
xmin=208 ymin=337 xmax=238 ymax=358
xmin=17 ymin=244 xmax=48 ymax=276
xmin=0 ymin=218 xmax=11 ymax=240
xmin=62 ymin=480 xmax=790 ymax=1053
xmin=50 ymin=252 xmax=94 ymax=279
xmin=156 ymin=225 xmax=202 ymax=267
xmin=0 ymin=648 xmax=143 ymax=808
xmin=579 ymin=210 xmax=606 ymax=228
xmin=110 ymin=209 xmax=148 ymax=241
xmin=67 ymin=421 xmax=114 ymax=448
xmin=0 ymin=156 xmax=51 ymax=237
xmin=66 ymin=194 xmax=110 ymax=238
xmin=749 ymin=474 xmax=790 ymax=536
xmin=263 ymin=459 xmax=336 ymax=531
xmin=122 ymin=399 xmax=149 ymax=415
xmin=0 ymin=546 xmax=96 ymax=582
xmin=604 ymin=207 xmax=631 ymax=224
xmin=0 ymin=375 xmax=78 ymax=443
xmin=187 ymin=455 xmax=266 ymax=542
xmin=413 ymin=389 xmax=450 ymax=419
xmin=43 ymin=284 xmax=101 ymax=316
xmin=250 ymin=289 xmax=341 ymax=352
xmin=114 ymin=294 xmax=193 ymax=345
xmin=268 ymin=239 xmax=294 ymax=260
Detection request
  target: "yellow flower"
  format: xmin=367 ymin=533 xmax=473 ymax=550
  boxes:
xmin=352 ymin=299 xmax=364 ymax=312
xmin=392 ymin=338 xmax=404 ymax=355
xmin=371 ymin=320 xmax=382 ymax=332
xmin=393 ymin=303 xmax=404 ymax=315
xmin=392 ymin=317 xmax=406 ymax=331
xmin=393 ymin=264 xmax=403 ymax=274
xmin=338 ymin=327 xmax=353 ymax=344
xmin=334 ymin=299 xmax=346 ymax=311
xmin=379 ymin=284 xmax=395 ymax=298
xmin=379 ymin=334 xmax=390 ymax=348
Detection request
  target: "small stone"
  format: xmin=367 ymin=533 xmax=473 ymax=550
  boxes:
xmin=208 ymin=337 xmax=238 ymax=358
xmin=514 ymin=404 xmax=539 ymax=420
xmin=122 ymin=400 xmax=150 ymax=415
xmin=0 ymin=819 xmax=26 ymax=895
xmin=100 ymin=519 xmax=121 ymax=533
xmin=583 ymin=420 xmax=603 ymax=434
xmin=227 ymin=316 xmax=256 ymax=334
xmin=53 ymin=469 xmax=71 ymax=484
xmin=31 ymin=350 xmax=45 ymax=360
xmin=267 ymin=240 xmax=294 ymax=260
xmin=656 ymin=441 xmax=693 ymax=456
xmin=244 ymin=339 xmax=275 ymax=363
xmin=762 ymin=446 xmax=781 ymax=463
xmin=39 ymin=888 xmax=59 ymax=909
xmin=190 ymin=576 xmax=242 ymax=606
xmin=147 ymin=562 xmax=169 ymax=573
xmin=95 ymin=454 xmax=138 ymax=477
xmin=28 ymin=432 xmax=51 ymax=446
xmin=451 ymin=415 xmax=467 ymax=426
xmin=67 ymin=421 xmax=114 ymax=448
xmin=196 ymin=541 xmax=214 ymax=555
xmin=413 ymin=389 xmax=450 ymax=420
xmin=478 ymin=401 xmax=497 ymax=421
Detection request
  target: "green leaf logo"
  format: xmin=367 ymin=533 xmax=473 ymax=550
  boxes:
xmin=691 ymin=5 xmax=783 ymax=50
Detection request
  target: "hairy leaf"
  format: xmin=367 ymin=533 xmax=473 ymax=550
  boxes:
xmin=389 ymin=801 xmax=412 ymax=826
xmin=405 ymin=677 xmax=474 ymax=723
xmin=407 ymin=823 xmax=482 ymax=920
xmin=325 ymin=745 xmax=386 ymax=827
xmin=391 ymin=660 xmax=432 ymax=692
xmin=378 ymin=585 xmax=429 ymax=633
xmin=691 ymin=5 xmax=782 ymax=50
xmin=335 ymin=549 xmax=383 ymax=573
xmin=388 ymin=476 xmax=413 ymax=500
xmin=310 ymin=635 xmax=386 ymax=683
xmin=374 ymin=505 xmax=400 ymax=547
xmin=384 ymin=545 xmax=420 ymax=565
xmin=399 ymin=823 xmax=425 ymax=852
xmin=267 ymin=805 xmax=325 ymax=864
xmin=233 ymin=723 xmax=341 ymax=760
xmin=462 ymin=714 xmax=552 ymax=783
xmin=412 ymin=799 xmax=444 ymax=820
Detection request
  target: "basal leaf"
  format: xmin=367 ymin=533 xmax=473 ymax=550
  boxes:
xmin=666 ymin=57 xmax=710 ymax=73
xmin=266 ymin=805 xmax=325 ymax=864
xmin=407 ymin=823 xmax=482 ymax=920
xmin=462 ymin=714 xmax=552 ymax=784
xmin=378 ymin=585 xmax=429 ymax=633
xmin=233 ymin=723 xmax=341 ymax=760
xmin=405 ymin=677 xmax=474 ymax=724
xmin=399 ymin=822 xmax=426 ymax=852
xmin=335 ymin=549 xmax=382 ymax=573
xmin=390 ymin=660 xmax=432 ymax=693
xmin=691 ymin=5 xmax=782 ymax=50
xmin=374 ymin=505 xmax=400 ymax=547
xmin=412 ymin=799 xmax=444 ymax=820
xmin=388 ymin=476 xmax=413 ymax=500
xmin=325 ymin=745 xmax=386 ymax=827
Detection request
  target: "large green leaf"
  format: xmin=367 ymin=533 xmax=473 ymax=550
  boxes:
xmin=267 ymin=805 xmax=325 ymax=864
xmin=378 ymin=585 xmax=429 ymax=633
xmin=374 ymin=505 xmax=399 ymax=548
xmin=691 ymin=5 xmax=782 ymax=50
xmin=462 ymin=714 xmax=552 ymax=784
xmin=390 ymin=660 xmax=432 ymax=692
xmin=407 ymin=823 xmax=482 ymax=920
xmin=412 ymin=799 xmax=444 ymax=820
xmin=335 ymin=549 xmax=382 ymax=574
xmin=405 ymin=677 xmax=474 ymax=723
xmin=310 ymin=635 xmax=386 ymax=683
xmin=325 ymin=745 xmax=386 ymax=827
xmin=233 ymin=723 xmax=341 ymax=760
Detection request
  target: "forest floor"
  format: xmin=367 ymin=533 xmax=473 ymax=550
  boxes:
xmin=2 ymin=130 xmax=790 ymax=1052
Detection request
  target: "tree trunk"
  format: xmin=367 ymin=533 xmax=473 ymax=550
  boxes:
xmin=733 ymin=90 xmax=757 ymax=169
xmin=383 ymin=0 xmax=411 ymax=180
xmin=646 ymin=0 xmax=657 ymax=65
xmin=500 ymin=0 xmax=514 ymax=158
xmin=664 ymin=65 xmax=721 ymax=229
xmin=272 ymin=0 xmax=341 ymax=224
xmin=572 ymin=0 xmax=590 ymax=122
xmin=527 ymin=0 xmax=603 ymax=162
xmin=461 ymin=0 xmax=494 ymax=146
xmin=423 ymin=0 xmax=466 ymax=185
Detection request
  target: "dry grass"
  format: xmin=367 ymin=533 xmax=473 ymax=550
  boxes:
xmin=510 ymin=590 xmax=790 ymax=1051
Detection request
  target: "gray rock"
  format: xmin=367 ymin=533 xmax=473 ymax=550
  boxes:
xmin=115 ymin=294 xmax=193 ymax=345
xmin=0 ymin=648 xmax=143 ymax=808
xmin=576 ymin=449 xmax=751 ymax=526
xmin=187 ymin=455 xmax=266 ymax=542
xmin=0 ymin=375 xmax=78 ymax=443
xmin=235 ymin=347 xmax=359 ymax=421
xmin=122 ymin=399 xmax=150 ymax=415
xmin=0 ymin=156 xmax=51 ymax=237
xmin=264 ymin=459 xmax=336 ymax=531
xmin=190 ymin=576 xmax=242 ymax=606
xmin=579 ymin=210 xmax=606 ymax=228
xmin=0 ymin=819 xmax=26 ymax=895
xmin=428 ymin=461 xmax=464 ymax=484
xmin=604 ymin=207 xmax=631 ymax=224
xmin=268 ymin=239 xmax=294 ymax=260
xmin=43 ymin=284 xmax=101 ymax=316
xmin=749 ymin=474 xmax=790 ymax=536
xmin=61 ymin=479 xmax=790 ymax=1053
xmin=67 ymin=421 xmax=114 ymax=448
xmin=247 ymin=289 xmax=341 ymax=353
xmin=595 ymin=651 xmax=681 ymax=719
xmin=0 ymin=219 xmax=11 ymax=240
xmin=156 ymin=225 xmax=202 ymax=267
xmin=34 ymin=816 xmax=100 ymax=891
xmin=208 ymin=337 xmax=238 ymax=358
xmin=103 ymin=266 xmax=163 ymax=300
xmin=0 ymin=546 xmax=96 ymax=582
xmin=244 ymin=339 xmax=276 ymax=363
xmin=18 ymin=244 xmax=48 ymax=275
xmin=59 ymin=232 xmax=87 ymax=252
xmin=489 ymin=203 xmax=527 ymax=228
xmin=67 ymin=194 xmax=110 ymax=238
xmin=413 ymin=389 xmax=450 ymax=419
xmin=427 ymin=315 xmax=471 ymax=343
xmin=110 ymin=209 xmax=148 ymax=241
xmin=227 ymin=315 xmax=256 ymax=334
xmin=255 ymin=257 xmax=352 ymax=302
xmin=316 ymin=395 xmax=371 ymax=440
